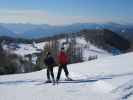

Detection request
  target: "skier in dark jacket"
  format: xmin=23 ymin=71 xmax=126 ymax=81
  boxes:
xmin=56 ymin=47 xmax=72 ymax=82
xmin=44 ymin=52 xmax=55 ymax=84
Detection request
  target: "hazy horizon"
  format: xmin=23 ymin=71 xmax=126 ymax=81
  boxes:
xmin=0 ymin=0 xmax=132 ymax=25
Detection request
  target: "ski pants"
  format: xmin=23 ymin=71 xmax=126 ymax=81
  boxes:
xmin=47 ymin=66 xmax=55 ymax=81
xmin=56 ymin=64 xmax=69 ymax=81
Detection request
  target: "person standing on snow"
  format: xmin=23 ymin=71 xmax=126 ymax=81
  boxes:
xmin=56 ymin=47 xmax=72 ymax=82
xmin=44 ymin=52 xmax=55 ymax=84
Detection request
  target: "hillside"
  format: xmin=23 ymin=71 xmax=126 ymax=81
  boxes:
xmin=0 ymin=35 xmax=112 ymax=74
xmin=1 ymin=28 xmax=131 ymax=53
xmin=11 ymin=37 xmax=111 ymax=59
xmin=0 ymin=52 xmax=133 ymax=100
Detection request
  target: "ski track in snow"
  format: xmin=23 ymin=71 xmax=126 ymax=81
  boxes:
xmin=112 ymin=79 xmax=133 ymax=100
xmin=1 ymin=71 xmax=133 ymax=100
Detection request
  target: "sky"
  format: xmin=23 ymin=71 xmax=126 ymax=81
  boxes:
xmin=0 ymin=0 xmax=132 ymax=25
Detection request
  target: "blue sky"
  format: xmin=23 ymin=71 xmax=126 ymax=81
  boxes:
xmin=0 ymin=0 xmax=132 ymax=25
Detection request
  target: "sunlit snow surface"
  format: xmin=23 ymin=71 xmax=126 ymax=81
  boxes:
xmin=0 ymin=52 xmax=133 ymax=100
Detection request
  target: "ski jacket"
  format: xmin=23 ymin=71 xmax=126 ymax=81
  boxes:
xmin=44 ymin=56 xmax=55 ymax=66
xmin=58 ymin=51 xmax=68 ymax=64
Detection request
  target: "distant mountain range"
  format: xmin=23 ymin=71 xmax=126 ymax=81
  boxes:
xmin=0 ymin=25 xmax=16 ymax=37
xmin=0 ymin=22 xmax=133 ymax=40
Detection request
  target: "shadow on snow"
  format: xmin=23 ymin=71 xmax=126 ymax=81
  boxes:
xmin=0 ymin=79 xmax=43 ymax=85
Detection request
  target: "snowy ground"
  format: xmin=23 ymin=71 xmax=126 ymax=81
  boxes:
xmin=11 ymin=37 xmax=111 ymax=60
xmin=0 ymin=52 xmax=133 ymax=100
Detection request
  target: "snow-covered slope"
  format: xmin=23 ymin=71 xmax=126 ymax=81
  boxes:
xmin=0 ymin=52 xmax=133 ymax=100
xmin=13 ymin=42 xmax=48 ymax=56
xmin=75 ymin=37 xmax=111 ymax=60
xmin=14 ymin=44 xmax=41 ymax=56
xmin=11 ymin=37 xmax=111 ymax=60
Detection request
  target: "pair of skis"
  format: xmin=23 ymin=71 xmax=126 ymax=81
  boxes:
xmin=45 ymin=78 xmax=73 ymax=85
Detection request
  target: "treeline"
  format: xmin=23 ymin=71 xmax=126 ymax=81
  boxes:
xmin=80 ymin=29 xmax=131 ymax=53
xmin=0 ymin=36 xmax=33 ymax=44
xmin=0 ymin=44 xmax=39 ymax=75
xmin=0 ymin=32 xmax=81 ymax=44
xmin=0 ymin=44 xmax=18 ymax=74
